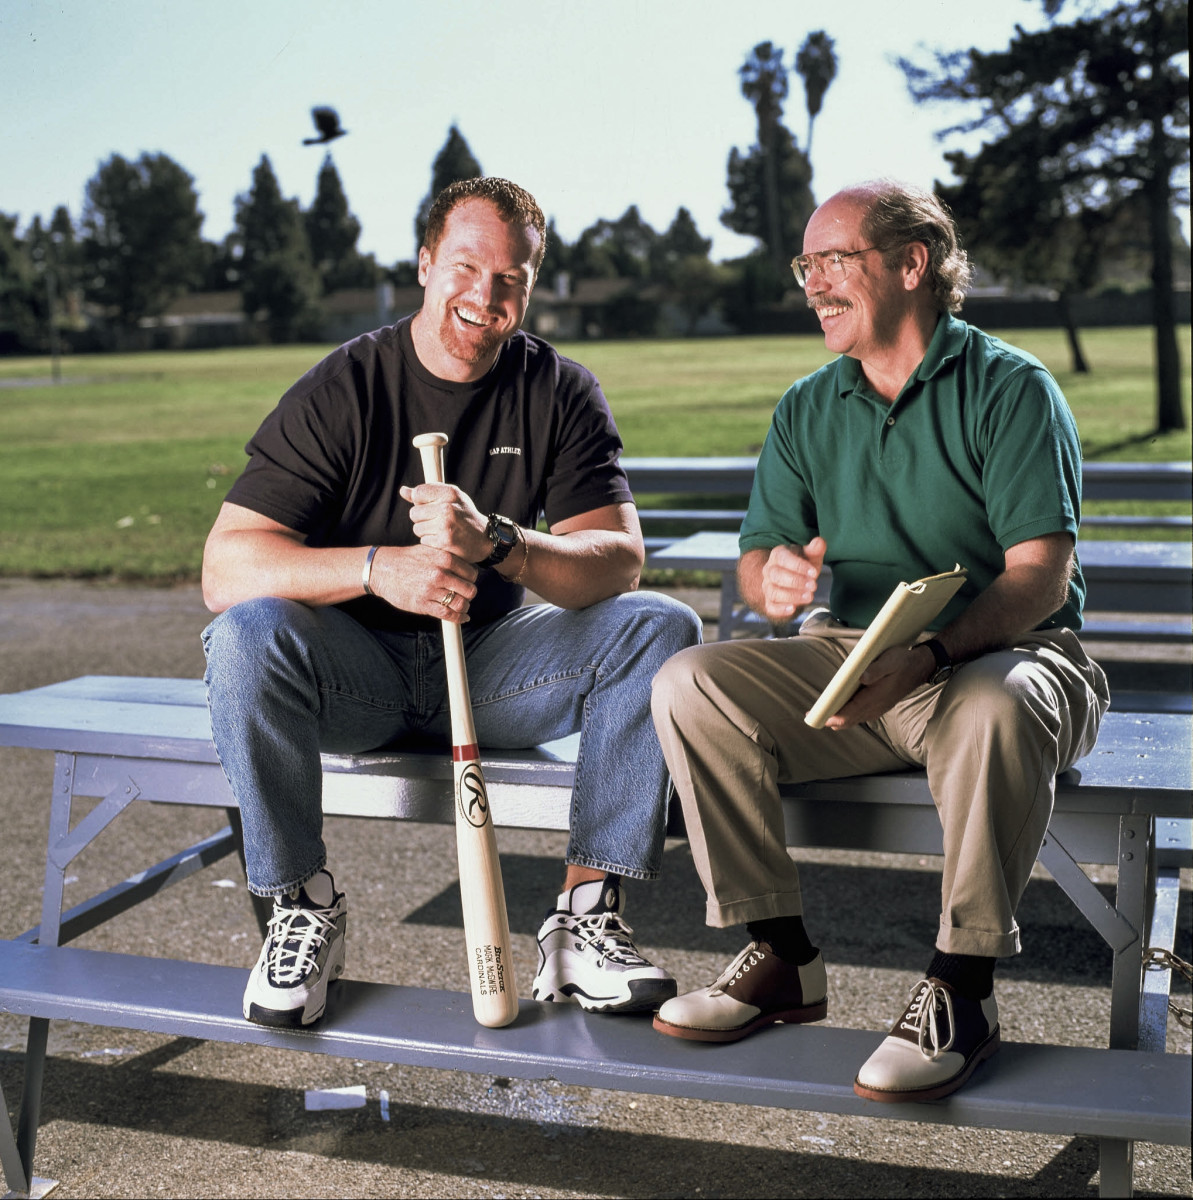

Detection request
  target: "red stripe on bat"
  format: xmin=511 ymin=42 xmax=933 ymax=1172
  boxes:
xmin=453 ymin=744 xmax=480 ymax=762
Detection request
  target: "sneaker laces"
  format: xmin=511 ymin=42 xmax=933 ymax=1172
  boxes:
xmin=264 ymin=898 xmax=339 ymax=986
xmin=708 ymin=941 xmax=768 ymax=995
xmin=899 ymin=978 xmax=955 ymax=1061
xmin=569 ymin=909 xmax=650 ymax=966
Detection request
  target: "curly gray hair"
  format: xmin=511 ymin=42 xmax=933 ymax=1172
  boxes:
xmin=849 ymin=180 xmax=972 ymax=313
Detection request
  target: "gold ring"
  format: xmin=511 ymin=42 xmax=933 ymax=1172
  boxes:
xmin=440 ymin=589 xmax=456 ymax=608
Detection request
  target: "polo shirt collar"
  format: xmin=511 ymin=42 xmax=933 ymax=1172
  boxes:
xmin=915 ymin=313 xmax=968 ymax=381
xmin=835 ymin=313 xmax=968 ymax=398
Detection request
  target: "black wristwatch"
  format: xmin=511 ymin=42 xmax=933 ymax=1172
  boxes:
xmin=480 ymin=513 xmax=519 ymax=567
xmin=921 ymin=638 xmax=955 ymax=685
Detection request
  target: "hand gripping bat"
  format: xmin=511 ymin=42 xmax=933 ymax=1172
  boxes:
xmin=413 ymin=432 xmax=519 ymax=1028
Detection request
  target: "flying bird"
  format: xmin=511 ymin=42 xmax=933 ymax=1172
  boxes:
xmin=303 ymin=107 xmax=348 ymax=145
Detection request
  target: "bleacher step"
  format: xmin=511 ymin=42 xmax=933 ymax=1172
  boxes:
xmin=1 ymin=941 xmax=1187 ymax=1146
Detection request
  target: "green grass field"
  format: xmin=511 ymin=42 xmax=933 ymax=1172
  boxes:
xmin=0 ymin=326 xmax=1188 ymax=580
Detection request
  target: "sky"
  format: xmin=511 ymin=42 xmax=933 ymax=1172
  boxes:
xmin=3 ymin=0 xmax=1186 ymax=268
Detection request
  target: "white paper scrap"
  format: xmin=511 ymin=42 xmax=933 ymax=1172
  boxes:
xmin=304 ymin=1085 xmax=367 ymax=1111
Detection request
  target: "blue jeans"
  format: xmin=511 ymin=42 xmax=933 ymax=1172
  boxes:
xmin=202 ymin=591 xmax=702 ymax=896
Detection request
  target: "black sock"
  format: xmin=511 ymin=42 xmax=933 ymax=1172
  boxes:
xmin=926 ymin=950 xmax=996 ymax=1001
xmin=746 ymin=915 xmax=818 ymax=966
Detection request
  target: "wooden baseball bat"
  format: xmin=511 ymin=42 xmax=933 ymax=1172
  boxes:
xmin=413 ymin=432 xmax=519 ymax=1028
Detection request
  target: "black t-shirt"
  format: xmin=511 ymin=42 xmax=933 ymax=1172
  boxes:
xmin=225 ymin=317 xmax=632 ymax=632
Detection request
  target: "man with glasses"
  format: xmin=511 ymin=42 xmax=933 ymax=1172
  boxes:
xmin=649 ymin=180 xmax=1109 ymax=1103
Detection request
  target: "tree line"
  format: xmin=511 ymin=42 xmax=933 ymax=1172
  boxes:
xmin=0 ymin=26 xmax=838 ymax=351
xmin=0 ymin=3 xmax=1185 ymax=427
xmin=0 ymin=150 xmax=381 ymax=349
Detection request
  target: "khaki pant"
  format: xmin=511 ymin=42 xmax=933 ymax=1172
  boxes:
xmin=651 ymin=612 xmax=1111 ymax=957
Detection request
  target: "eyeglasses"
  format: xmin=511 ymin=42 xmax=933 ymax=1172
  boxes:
xmin=790 ymin=246 xmax=883 ymax=289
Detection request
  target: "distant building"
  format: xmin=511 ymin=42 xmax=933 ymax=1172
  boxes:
xmin=137 ymin=284 xmax=424 ymax=348
xmin=317 ymin=284 xmax=424 ymax=344
xmin=527 ymin=274 xmax=734 ymax=340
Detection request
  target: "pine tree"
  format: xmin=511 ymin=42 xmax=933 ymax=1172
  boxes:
xmin=537 ymin=217 xmax=570 ymax=291
xmin=234 ymin=155 xmax=322 ymax=343
xmin=652 ymin=207 xmax=713 ymax=283
xmin=306 ymin=154 xmax=374 ymax=292
xmin=571 ymin=207 xmax=660 ymax=281
xmin=414 ymin=126 xmax=483 ymax=255
xmin=0 ymin=214 xmax=44 ymax=351
xmin=721 ymin=125 xmax=815 ymax=279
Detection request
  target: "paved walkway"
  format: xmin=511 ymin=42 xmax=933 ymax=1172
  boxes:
xmin=1 ymin=578 xmax=1189 ymax=1199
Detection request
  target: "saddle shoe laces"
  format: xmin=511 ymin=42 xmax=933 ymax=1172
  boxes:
xmin=709 ymin=942 xmax=768 ymax=995
xmin=264 ymin=901 xmax=340 ymax=986
xmin=899 ymin=979 xmax=956 ymax=1061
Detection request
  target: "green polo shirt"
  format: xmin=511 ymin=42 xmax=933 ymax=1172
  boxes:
xmin=740 ymin=314 xmax=1085 ymax=631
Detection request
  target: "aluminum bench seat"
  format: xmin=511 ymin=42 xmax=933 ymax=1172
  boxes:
xmin=1 ymin=940 xmax=1187 ymax=1149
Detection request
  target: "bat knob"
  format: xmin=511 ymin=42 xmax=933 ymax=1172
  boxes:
xmin=413 ymin=432 xmax=449 ymax=449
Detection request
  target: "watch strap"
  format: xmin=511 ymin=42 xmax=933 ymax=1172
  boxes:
xmin=922 ymin=638 xmax=952 ymax=673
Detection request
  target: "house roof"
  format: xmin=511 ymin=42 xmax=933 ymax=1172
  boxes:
xmin=160 ymin=291 xmax=244 ymax=317
xmin=323 ymin=288 xmax=380 ymax=314
xmin=156 ymin=286 xmax=428 ymax=322
xmin=531 ymin=277 xmax=666 ymax=307
xmin=322 ymin=285 xmax=425 ymax=315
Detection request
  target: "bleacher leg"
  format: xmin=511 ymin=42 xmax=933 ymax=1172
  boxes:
xmin=14 ymin=1017 xmax=49 ymax=1193
xmin=0 ymin=1072 xmax=30 ymax=1196
xmin=1097 ymin=1137 xmax=1135 ymax=1199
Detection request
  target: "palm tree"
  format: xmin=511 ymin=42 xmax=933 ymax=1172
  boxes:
xmin=795 ymin=31 xmax=838 ymax=160
xmin=738 ymin=42 xmax=789 ymax=280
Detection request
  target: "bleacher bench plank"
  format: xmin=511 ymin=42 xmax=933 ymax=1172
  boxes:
xmin=646 ymin=531 xmax=1193 ymax=654
xmin=1 ymin=939 xmax=1187 ymax=1147
xmin=623 ymin=457 xmax=1193 ymax=504
xmin=0 ymin=678 xmax=1187 ymax=844
xmin=624 ymin=459 xmax=1193 ymax=542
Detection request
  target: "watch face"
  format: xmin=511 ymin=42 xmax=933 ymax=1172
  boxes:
xmin=490 ymin=518 xmax=517 ymax=549
xmin=483 ymin=515 xmax=518 ymax=565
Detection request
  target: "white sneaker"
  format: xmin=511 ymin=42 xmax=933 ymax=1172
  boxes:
xmin=531 ymin=876 xmax=677 ymax=1013
xmin=242 ymin=870 xmax=347 ymax=1028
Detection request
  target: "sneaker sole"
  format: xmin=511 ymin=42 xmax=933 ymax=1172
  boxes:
xmin=245 ymin=999 xmax=327 ymax=1029
xmin=852 ymin=1026 xmax=1001 ymax=1103
xmin=652 ymin=998 xmax=828 ymax=1043
xmin=532 ymin=976 xmax=678 ymax=1014
xmin=571 ymin=976 xmax=678 ymax=1014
